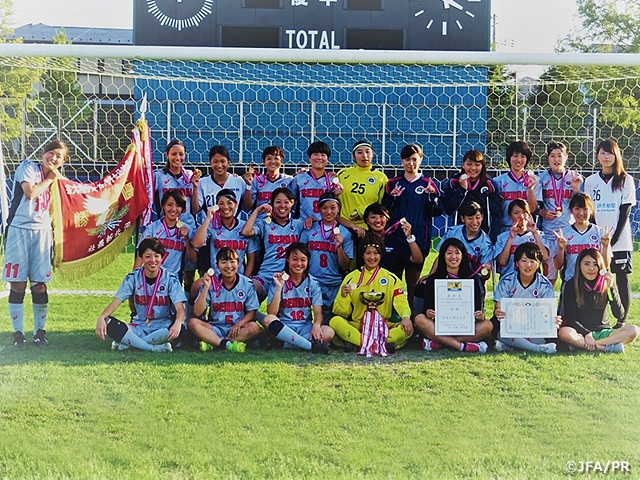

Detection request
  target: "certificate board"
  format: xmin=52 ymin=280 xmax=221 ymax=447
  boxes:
xmin=499 ymin=298 xmax=558 ymax=338
xmin=434 ymin=279 xmax=475 ymax=336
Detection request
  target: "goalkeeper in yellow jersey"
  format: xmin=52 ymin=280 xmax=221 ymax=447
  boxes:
xmin=337 ymin=140 xmax=388 ymax=230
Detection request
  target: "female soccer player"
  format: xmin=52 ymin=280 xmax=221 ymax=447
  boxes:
xmin=95 ymin=238 xmax=186 ymax=353
xmin=153 ymin=139 xmax=200 ymax=214
xmin=135 ymin=189 xmax=196 ymax=281
xmin=187 ymin=247 xmax=260 ymax=353
xmin=248 ymin=146 xmax=293 ymax=210
xmin=558 ymin=248 xmax=639 ymax=353
xmin=553 ymin=192 xmax=610 ymax=285
xmin=337 ymin=140 xmax=388 ymax=230
xmin=583 ymin=139 xmax=636 ymax=326
xmin=262 ymin=243 xmax=334 ymax=353
xmin=241 ymin=187 xmax=305 ymax=301
xmin=4 ymin=140 xmax=67 ymax=347
xmin=413 ymin=238 xmax=492 ymax=353
xmin=299 ymin=192 xmax=354 ymax=322
xmin=330 ymin=233 xmax=413 ymax=352
xmin=442 ymin=149 xmax=502 ymax=241
xmin=493 ymin=141 xmax=538 ymax=233
xmin=529 ymin=141 xmax=583 ymax=285
xmin=383 ymin=143 xmax=441 ymax=297
xmin=494 ymin=199 xmax=550 ymax=277
xmin=492 ymin=243 xmax=560 ymax=354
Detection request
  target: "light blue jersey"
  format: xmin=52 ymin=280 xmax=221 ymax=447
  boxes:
xmin=201 ymin=218 xmax=259 ymax=275
xmin=494 ymin=171 xmax=531 ymax=232
xmin=494 ymin=230 xmax=551 ymax=277
xmin=268 ymin=274 xmax=323 ymax=325
xmin=437 ymin=225 xmax=494 ymax=272
xmin=200 ymin=274 xmax=259 ymax=326
xmin=154 ymin=168 xmax=195 ymax=204
xmin=138 ymin=218 xmax=193 ymax=275
xmin=254 ymin=218 xmax=305 ymax=279
xmin=115 ymin=266 xmax=187 ymax=323
xmin=533 ymin=169 xmax=577 ymax=235
xmin=7 ymin=160 xmax=52 ymax=230
xmin=558 ymin=224 xmax=605 ymax=281
xmin=251 ymin=173 xmax=293 ymax=208
xmin=494 ymin=271 xmax=555 ymax=302
xmin=290 ymin=171 xmax=335 ymax=221
xmin=300 ymin=222 xmax=354 ymax=285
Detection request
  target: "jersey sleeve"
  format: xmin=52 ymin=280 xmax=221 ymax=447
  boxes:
xmin=243 ymin=277 xmax=260 ymax=312
xmin=622 ymin=175 xmax=636 ymax=206
xmin=493 ymin=232 xmax=509 ymax=260
xmin=341 ymin=227 xmax=355 ymax=259
xmin=493 ymin=274 xmax=511 ymax=303
xmin=332 ymin=273 xmax=356 ymax=318
xmin=114 ymin=271 xmax=137 ymax=302
xmin=16 ymin=161 xmax=39 ymax=186
xmin=167 ymin=271 xmax=188 ymax=305
xmin=390 ymin=275 xmax=411 ymax=318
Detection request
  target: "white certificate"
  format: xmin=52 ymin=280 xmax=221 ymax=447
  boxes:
xmin=500 ymin=298 xmax=558 ymax=338
xmin=434 ymin=279 xmax=475 ymax=336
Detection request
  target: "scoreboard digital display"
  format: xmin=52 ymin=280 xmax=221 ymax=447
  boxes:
xmin=134 ymin=0 xmax=491 ymax=51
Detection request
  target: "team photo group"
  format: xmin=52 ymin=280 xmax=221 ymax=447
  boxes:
xmin=4 ymin=136 xmax=639 ymax=356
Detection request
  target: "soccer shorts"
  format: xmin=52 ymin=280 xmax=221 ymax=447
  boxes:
xmin=208 ymin=323 xmax=232 ymax=339
xmin=129 ymin=319 xmax=174 ymax=338
xmin=2 ymin=226 xmax=52 ymax=283
xmin=591 ymin=329 xmax=614 ymax=341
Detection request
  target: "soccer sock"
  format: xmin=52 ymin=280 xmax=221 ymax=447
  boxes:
xmin=8 ymin=302 xmax=24 ymax=333
xmin=267 ymin=320 xmax=312 ymax=350
xmin=498 ymin=337 xmax=543 ymax=353
xmin=140 ymin=328 xmax=170 ymax=345
xmin=616 ymin=272 xmax=630 ymax=321
xmin=219 ymin=339 xmax=230 ymax=350
xmin=329 ymin=316 xmax=361 ymax=347
xmin=32 ymin=303 xmax=48 ymax=333
xmin=120 ymin=329 xmax=155 ymax=351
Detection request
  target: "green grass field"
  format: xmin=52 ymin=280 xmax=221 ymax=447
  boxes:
xmin=1 ymin=251 xmax=639 ymax=478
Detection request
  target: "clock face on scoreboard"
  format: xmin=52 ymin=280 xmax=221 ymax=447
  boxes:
xmin=145 ymin=0 xmax=214 ymax=31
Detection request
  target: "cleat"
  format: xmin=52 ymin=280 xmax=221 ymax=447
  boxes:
xmin=311 ymin=341 xmax=330 ymax=354
xmin=343 ymin=342 xmax=357 ymax=353
xmin=152 ymin=342 xmax=173 ymax=353
xmin=199 ymin=341 xmax=213 ymax=352
xmin=537 ymin=343 xmax=557 ymax=355
xmin=226 ymin=341 xmax=246 ymax=353
xmin=33 ymin=329 xmax=49 ymax=346
xmin=422 ymin=338 xmax=442 ymax=351
xmin=604 ymin=342 xmax=624 ymax=354
xmin=494 ymin=340 xmax=513 ymax=353
xmin=13 ymin=331 xmax=27 ymax=347
xmin=386 ymin=342 xmax=396 ymax=354
xmin=463 ymin=341 xmax=488 ymax=354
xmin=111 ymin=341 xmax=130 ymax=351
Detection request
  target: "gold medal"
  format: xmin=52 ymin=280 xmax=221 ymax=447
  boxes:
xmin=145 ymin=317 xmax=151 ymax=326
xmin=265 ymin=213 xmax=272 ymax=224
xmin=480 ymin=268 xmax=489 ymax=277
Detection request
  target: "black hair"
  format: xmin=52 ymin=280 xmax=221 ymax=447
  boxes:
xmin=284 ymin=242 xmax=311 ymax=277
xmin=514 ymin=242 xmax=543 ymax=264
xmin=269 ymin=187 xmax=295 ymax=206
xmin=137 ymin=237 xmax=166 ymax=258
xmin=434 ymin=238 xmax=474 ymax=278
xmin=596 ymin=139 xmax=627 ymax=192
xmin=43 ymin=139 xmax=69 ymax=158
xmin=359 ymin=232 xmax=385 ymax=257
xmin=162 ymin=140 xmax=186 ymax=174
xmin=508 ymin=198 xmax=529 ymax=216
xmin=400 ymin=144 xmax=423 ymax=160
xmin=160 ymin=189 xmax=187 ymax=210
xmin=460 ymin=149 xmax=488 ymax=185
xmin=459 ymin=201 xmax=484 ymax=218
xmin=262 ymin=146 xmax=285 ymax=161
xmin=209 ymin=145 xmax=231 ymax=163
xmin=216 ymin=247 xmax=240 ymax=264
xmin=307 ymin=141 xmax=331 ymax=158
xmin=363 ymin=203 xmax=390 ymax=222
xmin=506 ymin=141 xmax=532 ymax=168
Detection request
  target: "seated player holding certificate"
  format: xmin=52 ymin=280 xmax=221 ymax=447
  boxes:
xmin=491 ymin=243 xmax=561 ymax=354
xmin=187 ymin=247 xmax=260 ymax=353
xmin=330 ymin=233 xmax=413 ymax=353
xmin=414 ymin=238 xmax=491 ymax=354
xmin=558 ymin=248 xmax=639 ymax=353
xmin=95 ymin=238 xmax=186 ymax=353
xmin=262 ymin=243 xmax=334 ymax=353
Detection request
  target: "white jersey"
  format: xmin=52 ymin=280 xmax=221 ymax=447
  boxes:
xmin=494 ymin=230 xmax=551 ymax=277
xmin=533 ymin=169 xmax=576 ymax=235
xmin=584 ymin=173 xmax=636 ymax=253
xmin=7 ymin=160 xmax=52 ymax=230
xmin=558 ymin=223 xmax=606 ymax=281
xmin=494 ymin=271 xmax=555 ymax=302
xmin=196 ymin=174 xmax=247 ymax=217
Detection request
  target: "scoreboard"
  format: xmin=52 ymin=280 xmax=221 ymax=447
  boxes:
xmin=134 ymin=0 xmax=491 ymax=51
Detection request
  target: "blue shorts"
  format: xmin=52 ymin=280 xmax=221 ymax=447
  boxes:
xmin=2 ymin=226 xmax=52 ymax=283
xmin=129 ymin=319 xmax=173 ymax=338
xmin=282 ymin=321 xmax=313 ymax=344
xmin=209 ymin=323 xmax=232 ymax=339
xmin=253 ymin=274 xmax=275 ymax=297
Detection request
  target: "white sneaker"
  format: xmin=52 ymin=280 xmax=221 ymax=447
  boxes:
xmin=152 ymin=342 xmax=173 ymax=353
xmin=111 ymin=341 xmax=130 ymax=351
xmin=494 ymin=340 xmax=513 ymax=353
xmin=422 ymin=338 xmax=442 ymax=351
xmin=537 ymin=342 xmax=557 ymax=355
xmin=604 ymin=342 xmax=624 ymax=354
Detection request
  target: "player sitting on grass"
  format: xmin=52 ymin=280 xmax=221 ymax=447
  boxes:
xmin=413 ymin=238 xmax=491 ymax=354
xmin=187 ymin=247 xmax=260 ymax=353
xmin=491 ymin=243 xmax=561 ymax=354
xmin=558 ymin=248 xmax=639 ymax=353
xmin=95 ymin=238 xmax=186 ymax=353
xmin=4 ymin=140 xmax=67 ymax=347
xmin=262 ymin=242 xmax=334 ymax=353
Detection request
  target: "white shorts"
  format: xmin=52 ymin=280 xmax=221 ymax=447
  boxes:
xmin=2 ymin=226 xmax=52 ymax=283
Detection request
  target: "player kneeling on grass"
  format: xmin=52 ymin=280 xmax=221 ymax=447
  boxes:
xmin=330 ymin=234 xmax=413 ymax=353
xmin=414 ymin=238 xmax=491 ymax=354
xmin=491 ymin=243 xmax=561 ymax=354
xmin=95 ymin=238 xmax=186 ymax=352
xmin=558 ymin=248 xmax=639 ymax=354
xmin=262 ymin=242 xmax=334 ymax=353
xmin=187 ymin=247 xmax=260 ymax=353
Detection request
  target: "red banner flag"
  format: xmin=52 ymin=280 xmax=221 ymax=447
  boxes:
xmin=50 ymin=119 xmax=153 ymax=279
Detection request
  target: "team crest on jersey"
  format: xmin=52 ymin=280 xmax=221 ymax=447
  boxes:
xmin=379 ymin=277 xmax=389 ymax=286
xmin=270 ymin=226 xmax=276 ymax=231
xmin=415 ymin=186 xmax=425 ymax=194
xmin=532 ymin=289 xmax=540 ymax=297
xmin=590 ymin=233 xmax=599 ymax=242
xmin=238 ymin=290 xmax=245 ymax=299
xmin=304 ymin=285 xmax=310 ymax=294
xmin=159 ymin=285 xmax=166 ymax=293
xmin=367 ymin=177 xmax=375 ymax=184
xmin=564 ymin=180 xmax=572 ymax=187
xmin=280 ymin=182 xmax=288 ymax=188
xmin=474 ymin=246 xmax=481 ymax=253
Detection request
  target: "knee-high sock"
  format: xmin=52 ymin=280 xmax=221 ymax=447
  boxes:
xmin=8 ymin=303 xmax=24 ymax=333
xmin=141 ymin=328 xmax=170 ymax=345
xmin=32 ymin=303 xmax=48 ymax=333
xmin=267 ymin=320 xmax=311 ymax=350
xmin=329 ymin=316 xmax=361 ymax=346
xmin=498 ymin=337 xmax=544 ymax=352
xmin=616 ymin=272 xmax=630 ymax=321
xmin=388 ymin=325 xmax=409 ymax=348
xmin=120 ymin=329 xmax=156 ymax=351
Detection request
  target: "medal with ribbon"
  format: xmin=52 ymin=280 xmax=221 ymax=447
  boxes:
xmin=142 ymin=268 xmax=163 ymax=326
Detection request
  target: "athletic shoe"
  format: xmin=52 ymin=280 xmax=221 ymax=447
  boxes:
xmin=494 ymin=340 xmax=513 ymax=353
xmin=13 ymin=331 xmax=27 ymax=347
xmin=613 ymin=321 xmax=625 ymax=330
xmin=152 ymin=342 xmax=173 ymax=353
xmin=463 ymin=341 xmax=488 ymax=354
xmin=422 ymin=338 xmax=442 ymax=351
xmin=386 ymin=342 xmax=396 ymax=354
xmin=604 ymin=342 xmax=624 ymax=354
xmin=226 ymin=341 xmax=246 ymax=353
xmin=33 ymin=329 xmax=49 ymax=346
xmin=537 ymin=343 xmax=557 ymax=355
xmin=311 ymin=341 xmax=330 ymax=354
xmin=199 ymin=341 xmax=213 ymax=352
xmin=111 ymin=341 xmax=130 ymax=351
xmin=343 ymin=342 xmax=357 ymax=353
